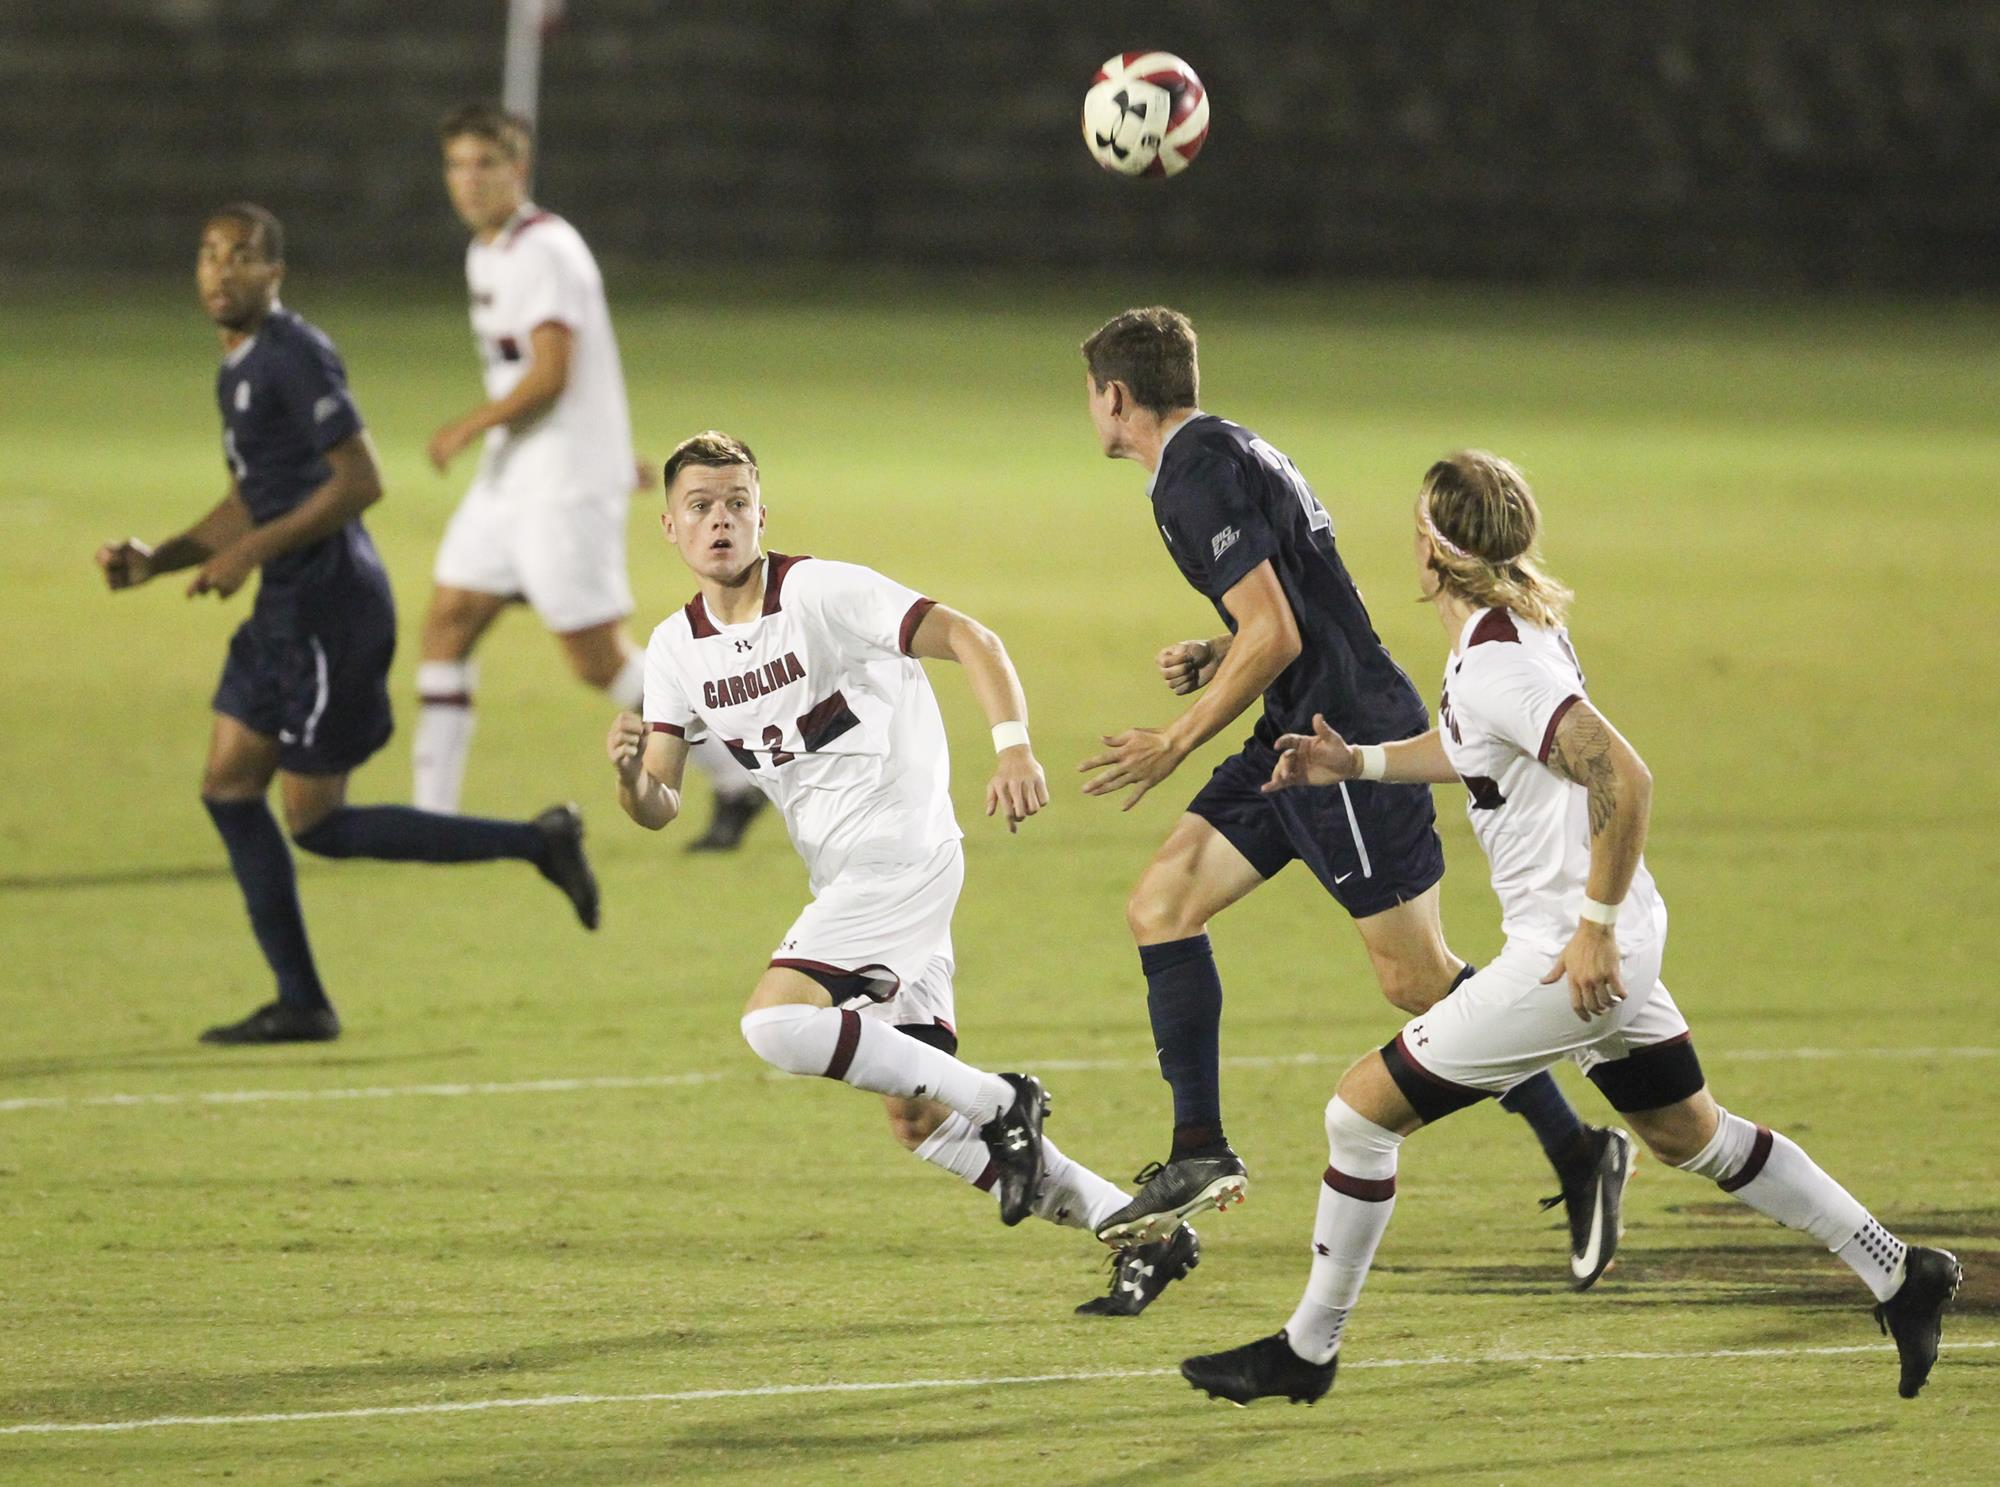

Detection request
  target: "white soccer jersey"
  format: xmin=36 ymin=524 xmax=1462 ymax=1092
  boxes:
xmin=464 ymin=204 xmax=634 ymax=498
xmin=1438 ymin=607 xmax=1662 ymax=950
xmin=643 ymin=554 xmax=962 ymax=891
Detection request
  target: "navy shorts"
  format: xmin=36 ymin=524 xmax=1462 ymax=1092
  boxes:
xmin=1187 ymin=735 xmax=1446 ymax=919
xmin=212 ymin=602 xmax=395 ymax=776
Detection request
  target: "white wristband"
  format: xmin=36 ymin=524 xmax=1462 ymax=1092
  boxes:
xmin=1579 ymin=896 xmax=1621 ymax=927
xmin=991 ymin=720 xmax=1031 ymax=754
xmin=1355 ymin=744 xmax=1387 ymax=782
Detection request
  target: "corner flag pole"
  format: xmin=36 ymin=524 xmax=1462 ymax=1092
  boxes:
xmin=501 ymin=0 xmax=547 ymax=126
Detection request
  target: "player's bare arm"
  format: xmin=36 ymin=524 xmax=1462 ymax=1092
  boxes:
xmin=908 ymin=602 xmax=1049 ymax=833
xmin=96 ymin=478 xmax=253 ymax=590
xmin=608 ymin=712 xmax=688 ymax=830
xmin=1157 ymin=631 xmax=1230 ymax=694
xmin=1261 ymin=716 xmax=1456 ymax=793
xmin=1537 ymin=698 xmax=1655 ymax=1021
xmin=1083 ymin=559 xmax=1300 ymax=809
xmin=429 ymin=320 xmax=573 ymax=471
xmin=189 ymin=433 xmax=385 ymax=600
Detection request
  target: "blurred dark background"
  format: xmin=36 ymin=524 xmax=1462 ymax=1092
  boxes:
xmin=4 ymin=0 xmax=1995 ymax=288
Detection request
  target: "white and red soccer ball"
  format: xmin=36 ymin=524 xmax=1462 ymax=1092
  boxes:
xmin=1082 ymin=51 xmax=1209 ymax=178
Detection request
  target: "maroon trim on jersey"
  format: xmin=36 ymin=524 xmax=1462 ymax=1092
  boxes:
xmin=502 ymin=209 xmax=555 ymax=249
xmin=972 ymin=1162 xmax=999 ymax=1193
xmin=899 ymin=597 xmax=938 ymax=656
xmin=649 ymin=721 xmax=685 ymax=737
xmin=1322 ymin=1165 xmax=1396 ymax=1203
xmin=1468 ymin=609 xmax=1521 ymax=647
xmin=684 ymin=594 xmax=720 ymax=638
xmin=420 ymin=692 xmax=473 ymax=708
xmin=1718 ymin=1124 xmax=1775 ymax=1192
xmin=822 ymin=1008 xmax=863 ymax=1081
xmin=762 ymin=553 xmax=810 ymax=615
xmin=1538 ymin=694 xmax=1582 ymax=763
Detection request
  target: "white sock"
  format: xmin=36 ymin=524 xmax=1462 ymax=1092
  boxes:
xmin=1033 ymin=1136 xmax=1130 ymax=1231
xmin=691 ymin=735 xmax=761 ymax=801
xmin=1284 ymin=1096 xmax=1403 ymax=1364
xmin=412 ymin=660 xmax=477 ymax=813
xmin=1678 ymin=1108 xmax=1903 ymax=1301
xmin=740 ymin=1005 xmax=1013 ymax=1124
xmin=914 ymin=1114 xmax=1129 ymax=1231
xmin=606 ymin=650 xmax=645 ymax=709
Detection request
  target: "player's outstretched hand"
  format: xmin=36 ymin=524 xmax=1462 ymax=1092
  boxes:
xmin=1263 ymin=714 xmax=1359 ymax=793
xmin=428 ymin=417 xmax=480 ymax=473
xmin=1156 ymin=639 xmax=1217 ymax=695
xmin=96 ymin=538 xmax=154 ymax=591
xmin=1079 ymin=727 xmax=1185 ymax=810
xmin=986 ymin=745 xmax=1049 ymax=834
xmin=606 ymin=711 xmax=647 ymax=781
xmin=187 ymin=544 xmax=255 ymax=600
xmin=1542 ymin=923 xmax=1627 ymax=1022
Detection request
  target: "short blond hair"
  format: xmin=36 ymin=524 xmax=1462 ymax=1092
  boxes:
xmin=1418 ymin=451 xmax=1572 ymax=629
xmin=662 ymin=430 xmax=758 ymax=497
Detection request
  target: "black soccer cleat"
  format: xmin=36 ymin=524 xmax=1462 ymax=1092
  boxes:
xmin=981 ymin=1074 xmax=1050 ymax=1226
xmin=1076 ymin=1222 xmax=1201 ymax=1317
xmin=199 ymin=1000 xmax=340 ymax=1046
xmin=1874 ymin=1245 xmax=1963 ymax=1399
xmin=1182 ymin=1331 xmax=1337 ymax=1407
xmin=687 ymin=792 xmax=768 ymax=853
xmin=533 ymin=804 xmax=600 ymax=930
xmin=1094 ymin=1146 xmax=1247 ymax=1247
xmin=1537 ymin=1125 xmax=1632 ymax=1290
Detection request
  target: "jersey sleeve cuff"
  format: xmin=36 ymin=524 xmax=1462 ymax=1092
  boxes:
xmin=898 ymin=597 xmax=937 ymax=656
xmin=649 ymin=721 xmax=686 ymax=737
xmin=1538 ymin=694 xmax=1582 ymax=763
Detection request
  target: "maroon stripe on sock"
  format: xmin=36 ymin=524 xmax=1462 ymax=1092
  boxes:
xmin=823 ymin=1008 xmax=862 ymax=1081
xmin=972 ymin=1163 xmax=998 ymax=1192
xmin=1323 ymin=1164 xmax=1396 ymax=1202
xmin=419 ymin=692 xmax=473 ymax=707
xmin=1718 ymin=1124 xmax=1774 ymax=1192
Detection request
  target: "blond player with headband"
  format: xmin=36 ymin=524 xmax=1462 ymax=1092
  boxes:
xmin=1181 ymin=450 xmax=1961 ymax=1406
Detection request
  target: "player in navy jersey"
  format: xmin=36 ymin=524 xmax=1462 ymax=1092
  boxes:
xmin=1077 ymin=308 xmax=1625 ymax=1280
xmin=95 ymin=204 xmax=600 ymax=1045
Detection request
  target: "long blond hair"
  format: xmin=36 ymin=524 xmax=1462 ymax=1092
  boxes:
xmin=1418 ymin=451 xmax=1572 ymax=629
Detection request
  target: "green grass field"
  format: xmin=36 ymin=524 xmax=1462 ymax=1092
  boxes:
xmin=2 ymin=274 xmax=1996 ymax=1485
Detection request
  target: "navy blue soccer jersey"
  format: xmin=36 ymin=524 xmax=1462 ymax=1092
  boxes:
xmin=1148 ymin=413 xmax=1430 ymax=748
xmin=215 ymin=307 xmax=388 ymax=620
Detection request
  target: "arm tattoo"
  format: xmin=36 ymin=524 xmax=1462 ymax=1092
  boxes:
xmin=1550 ymin=706 xmax=1618 ymax=837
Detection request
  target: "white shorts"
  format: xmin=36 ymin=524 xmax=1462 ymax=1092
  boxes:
xmin=433 ymin=477 xmax=633 ymax=633
xmin=1391 ymin=899 xmax=1697 ymax=1114
xmin=769 ymin=840 xmax=964 ymax=1037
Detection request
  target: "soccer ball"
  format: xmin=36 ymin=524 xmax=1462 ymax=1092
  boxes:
xmin=1082 ymin=52 xmax=1209 ymax=178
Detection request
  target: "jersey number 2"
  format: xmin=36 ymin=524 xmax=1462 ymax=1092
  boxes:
xmin=1250 ymin=438 xmax=1332 ymax=536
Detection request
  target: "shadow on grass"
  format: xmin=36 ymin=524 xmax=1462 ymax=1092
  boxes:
xmin=0 ymin=1046 xmax=479 ymax=1083
xmin=0 ymin=864 xmax=236 ymax=893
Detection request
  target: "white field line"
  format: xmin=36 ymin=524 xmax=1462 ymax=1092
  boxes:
xmin=3 ymin=1340 xmax=1994 ymax=1438
xmin=1 ymin=1046 xmax=1992 ymax=1117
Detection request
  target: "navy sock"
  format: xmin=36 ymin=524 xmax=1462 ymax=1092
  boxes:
xmin=292 ymin=805 xmax=543 ymax=864
xmin=1499 ymin=1069 xmax=1591 ymax=1180
xmin=1138 ymin=934 xmax=1226 ymax=1153
xmin=203 ymin=797 xmax=328 ymax=1011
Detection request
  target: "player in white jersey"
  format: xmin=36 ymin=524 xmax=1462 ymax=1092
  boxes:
xmin=1183 ymin=450 xmax=1961 ymax=1405
xmin=605 ymin=431 xmax=1202 ymax=1316
xmin=416 ymin=104 xmax=764 ymax=850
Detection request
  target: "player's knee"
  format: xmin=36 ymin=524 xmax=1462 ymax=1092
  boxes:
xmin=1126 ymin=879 xmax=1193 ymax=943
xmin=1375 ymin=965 xmax=1437 ymax=1015
xmin=288 ymin=810 xmax=349 ymax=857
xmin=740 ymin=1003 xmax=829 ymax=1077
xmin=575 ymin=652 xmax=626 ymax=691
